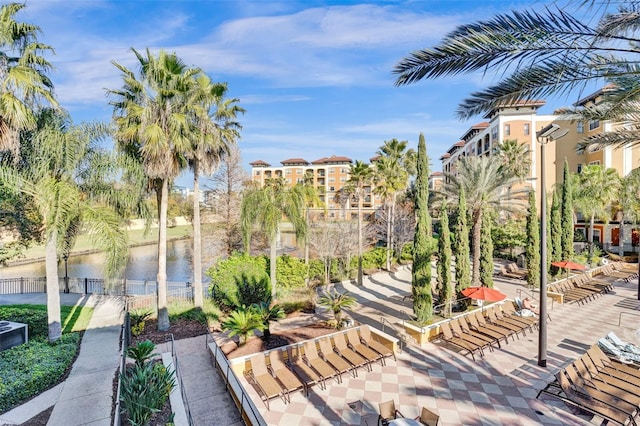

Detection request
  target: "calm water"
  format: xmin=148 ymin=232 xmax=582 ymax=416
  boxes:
xmin=0 ymin=232 xmax=300 ymax=282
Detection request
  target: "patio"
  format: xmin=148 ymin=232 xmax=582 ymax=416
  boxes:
xmin=236 ymin=266 xmax=640 ymax=425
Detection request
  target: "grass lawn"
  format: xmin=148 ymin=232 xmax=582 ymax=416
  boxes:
xmin=0 ymin=304 xmax=94 ymax=413
xmin=17 ymin=225 xmax=192 ymax=261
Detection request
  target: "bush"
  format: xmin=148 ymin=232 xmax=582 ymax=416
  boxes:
xmin=274 ymin=254 xmax=307 ymax=289
xmin=120 ymin=341 xmax=175 ymax=426
xmin=207 ymin=253 xmax=271 ymax=310
xmin=359 ymin=247 xmax=387 ymax=271
xmin=307 ymin=259 xmax=325 ymax=285
xmin=0 ymin=307 xmax=48 ymax=340
xmin=0 ymin=333 xmax=80 ymax=413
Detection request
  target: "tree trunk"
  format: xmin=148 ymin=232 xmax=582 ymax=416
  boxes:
xmin=304 ymin=208 xmax=310 ymax=285
xmin=386 ymin=202 xmax=392 ymax=271
xmin=357 ymin=192 xmax=363 ymax=286
xmin=45 ymin=231 xmax=62 ymax=343
xmin=588 ymin=213 xmax=595 ymax=264
xmin=619 ymin=214 xmax=625 ymax=257
xmin=157 ymin=178 xmax=170 ymax=331
xmin=192 ymin=165 xmax=203 ymax=309
xmin=270 ymin=229 xmax=278 ymax=299
xmin=471 ymin=209 xmax=482 ymax=286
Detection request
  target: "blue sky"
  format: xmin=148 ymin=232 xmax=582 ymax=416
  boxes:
xmin=22 ymin=0 xmax=564 ymax=187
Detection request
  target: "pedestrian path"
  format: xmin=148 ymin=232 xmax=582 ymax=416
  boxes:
xmin=0 ymin=294 xmax=123 ymax=426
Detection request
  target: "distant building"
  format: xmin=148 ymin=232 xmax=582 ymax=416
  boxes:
xmin=249 ymin=155 xmax=383 ymax=220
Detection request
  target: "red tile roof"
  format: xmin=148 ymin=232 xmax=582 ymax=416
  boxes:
xmin=281 ymin=158 xmax=309 ymax=165
xmin=249 ymin=160 xmax=271 ymax=167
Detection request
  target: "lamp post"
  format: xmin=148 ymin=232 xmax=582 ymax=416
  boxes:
xmin=536 ymin=123 xmax=568 ymax=367
xmin=63 ymin=253 xmax=69 ymax=294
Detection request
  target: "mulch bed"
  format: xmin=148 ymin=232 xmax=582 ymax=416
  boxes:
xmin=131 ymin=318 xmax=209 ymax=346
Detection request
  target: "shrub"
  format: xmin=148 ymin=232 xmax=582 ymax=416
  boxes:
xmin=358 ymin=247 xmax=387 ymax=271
xmin=221 ymin=308 xmax=264 ymax=345
xmin=120 ymin=362 xmax=175 ymax=426
xmin=307 ymin=259 xmax=325 ymax=285
xmin=250 ymin=301 xmax=285 ymax=339
xmin=317 ymin=289 xmax=357 ymax=327
xmin=0 ymin=307 xmax=48 ymax=339
xmin=129 ymin=309 xmax=152 ymax=337
xmin=0 ymin=333 xmax=80 ymax=413
xmin=274 ymin=254 xmax=307 ymax=289
xmin=207 ymin=253 xmax=271 ymax=310
xmin=127 ymin=340 xmax=157 ymax=368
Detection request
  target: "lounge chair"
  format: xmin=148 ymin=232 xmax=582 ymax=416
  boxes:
xmin=484 ymin=306 xmax=527 ymax=336
xmin=345 ymin=328 xmax=383 ymax=366
xmin=378 ymin=399 xmax=405 ymax=426
xmin=565 ymin=361 xmax=640 ymax=408
xmin=415 ymin=406 xmax=440 ymax=426
xmin=587 ymin=345 xmax=640 ymax=381
xmin=439 ymin=321 xmax=483 ymax=360
xmin=302 ymin=340 xmax=342 ymax=384
xmin=463 ymin=313 xmax=508 ymax=347
xmin=575 ymin=355 xmax=640 ymax=400
xmin=332 ymin=332 xmax=371 ymax=373
xmin=269 ymin=349 xmax=305 ymax=401
xmin=607 ymin=332 xmax=640 ymax=356
xmin=286 ymin=346 xmax=325 ymax=393
xmin=500 ymin=303 xmax=538 ymax=330
xmin=507 ymin=263 xmax=528 ymax=279
xmin=498 ymin=264 xmax=524 ymax=280
xmin=453 ymin=317 xmax=498 ymax=350
xmin=599 ymin=338 xmax=640 ymax=364
xmin=359 ymin=325 xmax=396 ymax=363
xmin=246 ymin=353 xmax=286 ymax=409
xmin=473 ymin=311 xmax=516 ymax=342
xmin=317 ymin=337 xmax=356 ymax=377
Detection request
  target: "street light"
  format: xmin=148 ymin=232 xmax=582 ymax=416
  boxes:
xmin=536 ymin=123 xmax=568 ymax=368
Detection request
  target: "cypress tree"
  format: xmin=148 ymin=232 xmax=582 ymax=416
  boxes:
xmin=437 ymin=204 xmax=452 ymax=316
xmin=550 ymin=189 xmax=562 ymax=275
xmin=561 ymin=159 xmax=574 ymax=260
xmin=454 ymin=187 xmax=471 ymax=293
xmin=479 ymin=206 xmax=494 ymax=288
xmin=412 ymin=133 xmax=433 ymax=323
xmin=525 ymin=190 xmax=541 ymax=288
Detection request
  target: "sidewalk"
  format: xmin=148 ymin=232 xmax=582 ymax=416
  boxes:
xmin=0 ymin=294 xmax=123 ymax=426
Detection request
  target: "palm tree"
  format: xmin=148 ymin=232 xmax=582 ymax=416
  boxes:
xmin=250 ymin=300 xmax=285 ymax=340
xmin=496 ymin=139 xmax=531 ymax=183
xmin=346 ymin=160 xmax=373 ymax=285
xmin=0 ymin=111 xmax=128 ymax=342
xmin=109 ymin=48 xmax=199 ymax=331
xmin=442 ymin=156 xmax=527 ymax=286
xmin=222 ymin=308 xmax=264 ymax=346
xmin=574 ymin=165 xmax=620 ymax=264
xmin=317 ymin=289 xmax=357 ymax=326
xmin=187 ymin=75 xmax=243 ymax=309
xmin=0 ymin=3 xmax=57 ymax=158
xmin=295 ymin=180 xmax=324 ymax=283
xmin=374 ymin=139 xmax=412 ymax=270
xmin=241 ymin=177 xmax=306 ymax=299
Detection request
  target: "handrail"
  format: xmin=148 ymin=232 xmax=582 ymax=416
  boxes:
xmin=380 ymin=316 xmax=405 ymax=353
xmin=164 ymin=334 xmax=194 ymax=426
xmin=618 ymin=311 xmax=640 ymax=327
xmin=205 ymin=330 xmax=266 ymax=426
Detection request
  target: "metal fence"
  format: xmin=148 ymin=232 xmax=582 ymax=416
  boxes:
xmin=0 ymin=277 xmax=46 ymax=294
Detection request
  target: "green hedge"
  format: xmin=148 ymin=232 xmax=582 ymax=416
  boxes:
xmin=207 ymin=253 xmax=271 ymax=309
xmin=274 ymin=254 xmax=307 ymax=289
xmin=0 ymin=307 xmax=48 ymax=340
xmin=0 ymin=333 xmax=80 ymax=413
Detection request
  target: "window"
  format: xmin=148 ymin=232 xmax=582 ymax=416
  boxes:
xmin=329 ymin=186 xmax=335 ymax=191
xmin=504 ymin=124 xmax=511 ymax=136
xmin=329 ymin=177 xmax=335 ymax=183
xmin=340 ymin=177 xmax=347 ymax=182
xmin=577 ymin=163 xmax=583 ymax=173
xmin=296 ymin=178 xmax=303 ymax=184
xmin=491 ymin=127 xmax=498 ymax=140
xmin=524 ymin=123 xmax=530 ymax=135
xmin=589 ymin=160 xmax=600 ymax=166
xmin=341 ymin=168 xmax=348 ymax=173
xmin=577 ymin=121 xmax=584 ymax=133
xmin=285 ymin=169 xmax=291 ymax=175
xmin=329 ymin=168 xmax=335 ymax=174
xmin=255 ymin=171 xmax=261 ymax=175
xmin=589 ymin=119 xmax=600 ymax=131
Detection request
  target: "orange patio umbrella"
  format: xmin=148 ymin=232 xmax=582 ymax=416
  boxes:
xmin=461 ymin=286 xmax=507 ymax=303
xmin=551 ymin=260 xmax=585 ymax=278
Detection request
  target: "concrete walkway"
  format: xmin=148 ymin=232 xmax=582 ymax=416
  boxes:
xmin=0 ymin=294 xmax=123 ymax=426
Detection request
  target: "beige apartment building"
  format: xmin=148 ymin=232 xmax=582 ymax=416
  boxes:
xmin=249 ymin=155 xmax=382 ymax=220
xmin=439 ymin=87 xmax=640 ymax=253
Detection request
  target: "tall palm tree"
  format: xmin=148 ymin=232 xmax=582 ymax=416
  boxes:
xmin=346 ymin=160 xmax=373 ymax=286
xmin=0 ymin=3 xmax=57 ymax=157
xmin=187 ymin=74 xmax=243 ymax=308
xmin=442 ymin=156 xmax=527 ymax=286
xmin=574 ymin=165 xmax=620 ymax=263
xmin=0 ymin=111 xmax=128 ymax=342
xmin=296 ymin=179 xmax=324 ymax=281
xmin=109 ymin=48 xmax=199 ymax=331
xmin=374 ymin=139 xmax=413 ymax=270
xmin=497 ymin=139 xmax=531 ymax=183
xmin=241 ymin=177 xmax=306 ymax=299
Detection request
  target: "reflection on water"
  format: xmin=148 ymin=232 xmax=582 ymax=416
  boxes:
xmin=0 ymin=232 xmax=300 ymax=282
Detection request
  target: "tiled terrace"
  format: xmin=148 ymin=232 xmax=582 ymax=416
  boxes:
xmin=239 ymin=266 xmax=640 ymax=426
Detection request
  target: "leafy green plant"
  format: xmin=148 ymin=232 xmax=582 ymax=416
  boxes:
xmin=129 ymin=309 xmax=152 ymax=337
xmin=318 ymin=289 xmax=357 ymax=326
xmin=221 ymin=308 xmax=264 ymax=345
xmin=207 ymin=253 xmax=271 ymax=309
xmin=120 ymin=362 xmax=176 ymax=426
xmin=250 ymin=300 xmax=285 ymax=339
xmin=127 ymin=340 xmax=157 ymax=368
xmin=274 ymin=254 xmax=307 ymax=289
